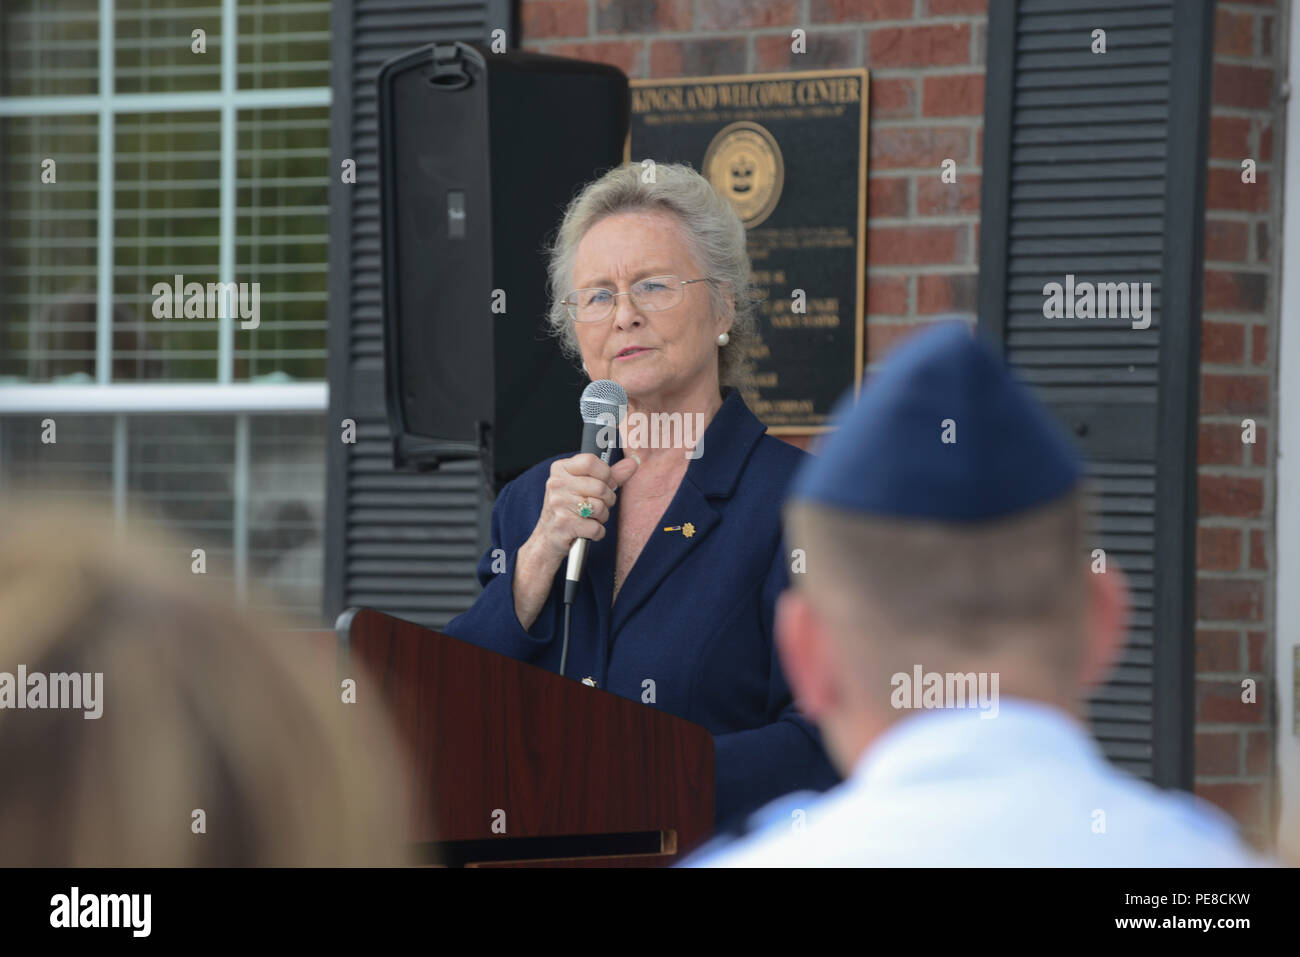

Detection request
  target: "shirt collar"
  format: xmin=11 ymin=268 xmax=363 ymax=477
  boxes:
xmin=848 ymin=696 xmax=1106 ymax=789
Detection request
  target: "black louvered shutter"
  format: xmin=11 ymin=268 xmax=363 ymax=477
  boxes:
xmin=978 ymin=0 xmax=1212 ymax=787
xmin=324 ymin=0 xmax=513 ymax=630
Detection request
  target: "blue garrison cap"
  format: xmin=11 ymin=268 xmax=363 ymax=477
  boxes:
xmin=791 ymin=320 xmax=1083 ymax=522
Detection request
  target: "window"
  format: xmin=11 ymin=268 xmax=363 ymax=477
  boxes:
xmin=0 ymin=0 xmax=331 ymax=625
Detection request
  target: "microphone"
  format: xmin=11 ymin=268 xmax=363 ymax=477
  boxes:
xmin=560 ymin=379 xmax=626 ymax=677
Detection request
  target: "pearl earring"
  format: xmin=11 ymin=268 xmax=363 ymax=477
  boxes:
xmin=716 ymin=332 xmax=730 ymax=346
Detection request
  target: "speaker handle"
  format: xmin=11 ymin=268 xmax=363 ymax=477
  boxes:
xmin=426 ymin=43 xmax=472 ymax=92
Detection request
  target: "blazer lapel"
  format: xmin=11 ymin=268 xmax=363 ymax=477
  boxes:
xmin=608 ymin=388 xmax=769 ymax=638
xmin=610 ymin=481 xmax=720 ymax=637
xmin=585 ymin=448 xmax=620 ymax=682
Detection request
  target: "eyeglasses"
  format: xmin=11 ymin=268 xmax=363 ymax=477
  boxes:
xmin=561 ymin=275 xmax=714 ymax=323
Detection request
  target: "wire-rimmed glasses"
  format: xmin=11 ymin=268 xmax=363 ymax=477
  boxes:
xmin=561 ymin=275 xmax=714 ymax=323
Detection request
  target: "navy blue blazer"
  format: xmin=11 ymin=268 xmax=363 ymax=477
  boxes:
xmin=444 ymin=389 xmax=840 ymax=829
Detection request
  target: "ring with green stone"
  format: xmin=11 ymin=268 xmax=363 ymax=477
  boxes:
xmin=577 ymin=500 xmax=594 ymax=518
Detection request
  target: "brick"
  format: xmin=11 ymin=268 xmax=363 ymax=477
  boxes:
xmin=1256 ymin=222 xmax=1270 ymax=262
xmin=649 ymin=38 xmax=744 ymax=77
xmin=1249 ymin=529 xmax=1267 ymax=569
xmin=1196 ymin=577 xmax=1265 ymax=621
xmin=870 ymin=77 xmax=917 ymax=119
xmin=1196 ymin=678 xmax=1266 ymax=723
xmin=1197 ymin=526 xmax=1242 ymax=571
xmin=696 ymin=0 xmax=797 ymax=29
xmin=1208 ymin=116 xmax=1250 ymax=160
xmin=1204 ymin=220 xmax=1248 ymax=262
xmin=1198 ymin=423 xmax=1245 ymax=466
xmin=754 ymin=32 xmax=857 ymax=71
xmin=1203 ymin=270 xmax=1267 ymax=312
xmin=1251 ymin=325 xmax=1269 ymax=365
xmin=1260 ymin=123 xmax=1273 ymax=161
xmin=1245 ymin=731 xmax=1270 ymax=774
xmin=916 ymin=273 xmax=978 ymax=314
xmin=917 ymin=173 xmax=980 ymax=216
xmin=868 ymin=320 xmax=953 ymax=360
xmin=523 ymin=0 xmax=588 ymax=38
xmin=869 ymin=126 xmax=970 ymax=169
xmin=1214 ymin=8 xmax=1255 ymax=57
xmin=927 ymin=0 xmax=988 ymax=12
xmin=1201 ymin=319 xmax=1246 ymax=364
xmin=1194 ymin=782 xmax=1266 ymax=835
xmin=1261 ymin=14 xmax=1275 ymax=56
xmin=1198 ymin=475 xmax=1264 ymax=518
xmin=868 ymin=176 xmax=910 ymax=218
xmin=922 ymin=74 xmax=984 ymax=116
xmin=547 ymin=41 xmax=642 ymax=76
xmin=1248 ymin=423 xmax=1268 ymax=462
xmin=1195 ymin=732 xmax=1239 ymax=776
xmin=1196 ymin=629 xmax=1241 ymax=672
xmin=811 ymin=0 xmax=912 ymax=21
xmin=866 ymin=276 xmax=908 ymax=315
xmin=868 ymin=225 xmax=963 ymax=266
xmin=1247 ymin=630 xmax=1267 ymax=671
xmin=869 ymin=24 xmax=971 ymax=68
xmin=1251 ymin=424 xmax=1267 ymax=466
xmin=1202 ymin=373 xmax=1268 ymax=414
xmin=595 ymin=0 xmax=691 ymax=33
xmin=1205 ymin=167 xmax=1269 ymax=213
xmin=1213 ymin=64 xmax=1274 ymax=109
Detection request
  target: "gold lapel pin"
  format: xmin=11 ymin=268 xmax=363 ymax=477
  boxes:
xmin=662 ymin=523 xmax=696 ymax=538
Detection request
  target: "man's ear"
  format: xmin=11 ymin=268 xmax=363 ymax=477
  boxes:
xmin=1079 ymin=563 xmax=1130 ymax=689
xmin=775 ymin=588 xmax=837 ymax=721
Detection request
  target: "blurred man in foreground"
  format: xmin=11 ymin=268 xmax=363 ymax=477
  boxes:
xmin=0 ymin=498 xmax=410 ymax=866
xmin=688 ymin=322 xmax=1263 ymax=867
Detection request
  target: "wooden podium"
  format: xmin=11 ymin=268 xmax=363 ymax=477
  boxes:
xmin=337 ymin=607 xmax=715 ymax=867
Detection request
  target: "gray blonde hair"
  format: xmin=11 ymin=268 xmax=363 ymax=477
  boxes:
xmin=545 ymin=161 xmax=759 ymax=391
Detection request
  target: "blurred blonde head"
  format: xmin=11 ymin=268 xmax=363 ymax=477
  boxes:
xmin=0 ymin=496 xmax=409 ymax=866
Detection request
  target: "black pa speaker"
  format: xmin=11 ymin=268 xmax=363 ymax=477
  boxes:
xmin=377 ymin=41 xmax=629 ymax=487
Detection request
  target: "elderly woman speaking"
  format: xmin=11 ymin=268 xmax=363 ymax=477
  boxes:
xmin=445 ymin=162 xmax=838 ymax=829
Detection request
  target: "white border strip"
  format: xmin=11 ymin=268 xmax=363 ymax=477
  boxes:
xmin=0 ymin=383 xmax=328 ymax=414
xmin=96 ymin=0 xmax=115 ymax=384
xmin=219 ymin=0 xmax=238 ymax=384
xmin=0 ymin=88 xmax=331 ymax=116
xmin=1274 ymin=0 xmax=1300 ymax=861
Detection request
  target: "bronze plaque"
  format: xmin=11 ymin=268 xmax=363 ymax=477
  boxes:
xmin=629 ymin=69 xmax=868 ymax=432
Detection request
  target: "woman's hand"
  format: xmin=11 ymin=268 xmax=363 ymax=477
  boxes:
xmin=530 ymin=453 xmax=638 ymax=562
xmin=512 ymin=453 xmax=639 ymax=629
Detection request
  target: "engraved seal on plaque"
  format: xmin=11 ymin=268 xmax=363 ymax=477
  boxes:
xmin=702 ymin=121 xmax=785 ymax=229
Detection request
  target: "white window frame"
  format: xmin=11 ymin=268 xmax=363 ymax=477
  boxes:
xmin=0 ymin=0 xmax=333 ymax=604
xmin=0 ymin=0 xmax=332 ymax=387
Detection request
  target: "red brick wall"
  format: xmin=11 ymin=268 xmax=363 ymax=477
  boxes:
xmin=520 ymin=0 xmax=1281 ymax=846
xmin=1194 ymin=0 xmax=1281 ymax=847
xmin=520 ymin=0 xmax=987 ymax=365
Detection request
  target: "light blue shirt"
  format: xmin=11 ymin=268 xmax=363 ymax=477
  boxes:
xmin=685 ymin=697 xmax=1264 ymax=867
